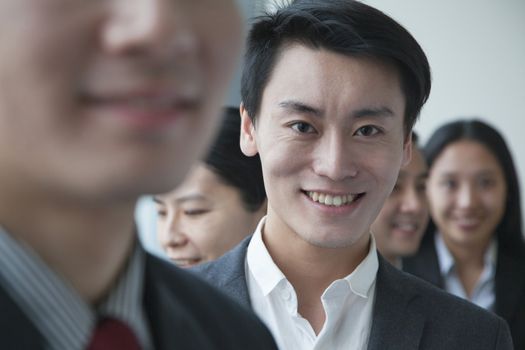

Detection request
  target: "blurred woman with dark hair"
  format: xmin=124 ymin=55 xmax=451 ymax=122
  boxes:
xmin=404 ymin=119 xmax=525 ymax=348
xmin=154 ymin=107 xmax=266 ymax=267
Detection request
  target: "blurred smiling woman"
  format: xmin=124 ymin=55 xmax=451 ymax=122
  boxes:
xmin=404 ymin=119 xmax=525 ymax=349
xmin=154 ymin=107 xmax=266 ymax=267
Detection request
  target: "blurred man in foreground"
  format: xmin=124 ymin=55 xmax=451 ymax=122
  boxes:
xmin=0 ymin=1 xmax=277 ymax=349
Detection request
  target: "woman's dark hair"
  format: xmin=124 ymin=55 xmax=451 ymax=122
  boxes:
xmin=204 ymin=107 xmax=266 ymax=212
xmin=241 ymin=0 xmax=431 ymax=135
xmin=424 ymin=119 xmax=524 ymax=254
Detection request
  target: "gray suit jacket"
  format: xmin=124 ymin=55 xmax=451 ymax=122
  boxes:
xmin=0 ymin=252 xmax=278 ymax=350
xmin=194 ymin=236 xmax=513 ymax=350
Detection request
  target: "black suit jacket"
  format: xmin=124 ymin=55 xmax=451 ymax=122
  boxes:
xmin=0 ymin=252 xmax=278 ymax=350
xmin=194 ymin=236 xmax=513 ymax=350
xmin=403 ymin=231 xmax=525 ymax=350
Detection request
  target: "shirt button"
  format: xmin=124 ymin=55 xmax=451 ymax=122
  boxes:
xmin=282 ymin=289 xmax=291 ymax=301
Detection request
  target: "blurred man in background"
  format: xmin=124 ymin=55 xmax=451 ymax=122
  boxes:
xmin=371 ymin=133 xmax=429 ymax=268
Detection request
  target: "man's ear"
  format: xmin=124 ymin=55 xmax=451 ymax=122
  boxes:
xmin=239 ymin=103 xmax=259 ymax=157
xmin=402 ymin=131 xmax=413 ymax=167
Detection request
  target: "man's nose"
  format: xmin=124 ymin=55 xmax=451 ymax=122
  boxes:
xmin=312 ymin=133 xmax=358 ymax=181
xmin=160 ymin=208 xmax=189 ymax=247
xmin=400 ymin=186 xmax=424 ymax=213
xmin=101 ymin=0 xmax=197 ymax=57
xmin=166 ymin=216 xmax=190 ymax=247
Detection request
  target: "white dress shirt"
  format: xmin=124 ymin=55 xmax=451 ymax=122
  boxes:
xmin=435 ymin=233 xmax=496 ymax=311
xmin=246 ymin=217 xmax=378 ymax=350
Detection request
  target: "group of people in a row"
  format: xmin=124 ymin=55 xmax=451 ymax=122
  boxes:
xmin=156 ymin=108 xmax=525 ymax=349
xmin=0 ymin=0 xmax=523 ymax=349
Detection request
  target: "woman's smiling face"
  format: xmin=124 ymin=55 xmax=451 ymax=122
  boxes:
xmin=427 ymin=140 xmax=507 ymax=249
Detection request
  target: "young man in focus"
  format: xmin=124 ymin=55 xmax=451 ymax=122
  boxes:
xmin=195 ymin=1 xmax=512 ymax=349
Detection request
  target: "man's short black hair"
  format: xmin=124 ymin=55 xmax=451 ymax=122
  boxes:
xmin=241 ymin=0 xmax=431 ymax=135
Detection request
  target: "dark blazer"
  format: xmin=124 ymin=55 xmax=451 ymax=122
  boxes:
xmin=0 ymin=252 xmax=278 ymax=350
xmin=403 ymin=231 xmax=525 ymax=350
xmin=194 ymin=236 xmax=513 ymax=350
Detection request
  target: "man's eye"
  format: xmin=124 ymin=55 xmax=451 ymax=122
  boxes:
xmin=355 ymin=125 xmax=380 ymax=137
xmin=184 ymin=209 xmax=209 ymax=216
xmin=290 ymin=122 xmax=316 ymax=134
xmin=441 ymin=179 xmax=457 ymax=190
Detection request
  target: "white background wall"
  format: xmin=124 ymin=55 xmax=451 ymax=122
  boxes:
xmin=362 ymin=0 xmax=525 ymax=224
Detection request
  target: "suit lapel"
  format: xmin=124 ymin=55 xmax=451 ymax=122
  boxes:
xmin=403 ymin=233 xmax=443 ymax=288
xmin=144 ymin=255 xmax=226 ymax=350
xmin=145 ymin=254 xmax=252 ymax=350
xmin=0 ymin=286 xmax=45 ymax=349
xmin=194 ymin=236 xmax=252 ymax=308
xmin=143 ymin=256 xmax=185 ymax=350
xmin=368 ymin=257 xmax=425 ymax=350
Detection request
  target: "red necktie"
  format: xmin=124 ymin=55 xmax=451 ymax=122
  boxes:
xmin=86 ymin=318 xmax=142 ymax=350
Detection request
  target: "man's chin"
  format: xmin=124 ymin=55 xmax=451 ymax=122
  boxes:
xmin=301 ymin=231 xmax=369 ymax=250
xmin=117 ymin=162 xmax=193 ymax=195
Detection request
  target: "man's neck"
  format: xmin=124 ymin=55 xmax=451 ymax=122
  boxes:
xmin=0 ymin=194 xmax=137 ymax=305
xmin=261 ymin=215 xmax=370 ymax=334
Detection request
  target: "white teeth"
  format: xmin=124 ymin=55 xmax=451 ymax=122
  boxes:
xmin=307 ymin=191 xmax=357 ymax=207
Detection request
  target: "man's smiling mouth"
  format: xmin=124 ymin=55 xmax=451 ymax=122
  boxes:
xmin=304 ymin=190 xmax=364 ymax=207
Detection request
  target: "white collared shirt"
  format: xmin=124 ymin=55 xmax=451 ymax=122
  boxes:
xmin=246 ymin=217 xmax=378 ymax=350
xmin=435 ymin=233 xmax=496 ymax=311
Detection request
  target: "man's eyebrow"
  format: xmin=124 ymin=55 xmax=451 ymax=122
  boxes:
xmin=352 ymin=107 xmax=395 ymax=119
xmin=438 ymin=172 xmax=457 ymax=179
xmin=278 ymin=100 xmax=323 ymax=117
xmin=152 ymin=194 xmax=207 ymax=205
xmin=278 ymin=101 xmax=395 ymax=120
xmin=175 ymin=194 xmax=207 ymax=204
xmin=418 ymin=171 xmax=429 ymax=180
